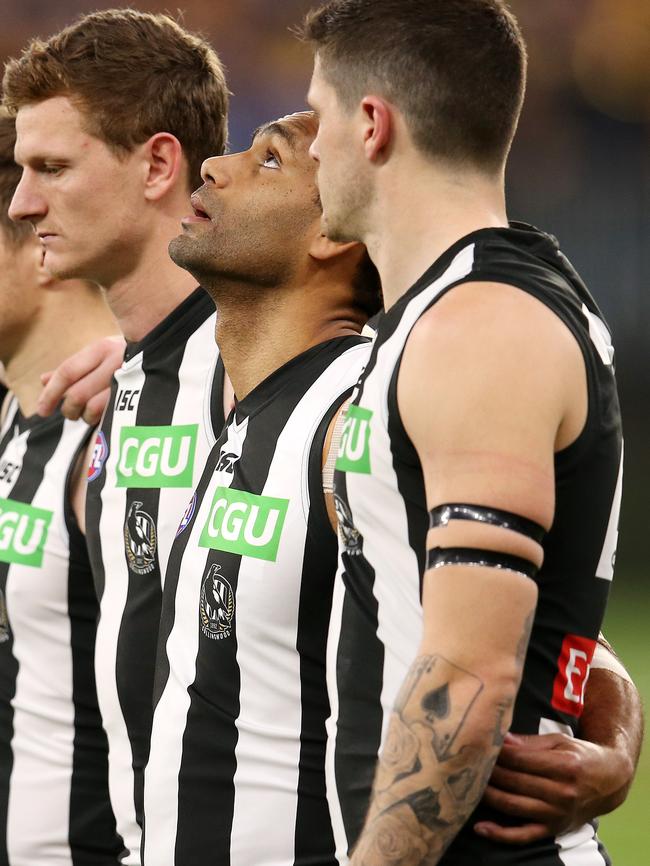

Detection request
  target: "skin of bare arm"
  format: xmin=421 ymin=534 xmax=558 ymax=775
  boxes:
xmin=477 ymin=660 xmax=643 ymax=843
xmin=348 ymin=281 xmax=589 ymax=866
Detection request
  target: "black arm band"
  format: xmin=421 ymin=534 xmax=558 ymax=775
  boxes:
xmin=429 ymin=503 xmax=546 ymax=544
xmin=426 ymin=546 xmax=539 ymax=579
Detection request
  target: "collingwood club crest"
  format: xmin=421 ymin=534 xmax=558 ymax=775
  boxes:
xmin=200 ymin=563 xmax=235 ymax=641
xmin=124 ymin=500 xmax=157 ymax=575
xmin=334 ymin=493 xmax=363 ymax=555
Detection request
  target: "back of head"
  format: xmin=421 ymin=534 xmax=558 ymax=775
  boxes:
xmin=301 ymin=0 xmax=527 ymax=174
xmin=2 ymin=8 xmax=229 ymax=190
xmin=0 ymin=110 xmax=31 ymax=248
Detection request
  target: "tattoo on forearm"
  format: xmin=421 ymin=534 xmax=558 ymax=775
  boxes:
xmin=354 ymin=608 xmax=535 ymax=866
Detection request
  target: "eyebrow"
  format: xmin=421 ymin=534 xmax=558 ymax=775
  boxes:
xmin=250 ymin=122 xmax=297 ymax=150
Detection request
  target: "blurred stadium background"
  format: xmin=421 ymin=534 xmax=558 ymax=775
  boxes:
xmin=1 ymin=0 xmax=648 ymax=860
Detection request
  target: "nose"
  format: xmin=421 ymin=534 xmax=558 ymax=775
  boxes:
xmin=8 ymin=169 xmax=47 ymax=225
xmin=200 ymin=154 xmax=232 ymax=187
xmin=309 ymin=136 xmax=320 ymax=164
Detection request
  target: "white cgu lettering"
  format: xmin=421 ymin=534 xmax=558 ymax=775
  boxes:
xmin=207 ymin=500 xmax=280 ymax=547
xmin=118 ymin=437 xmax=139 ymax=478
xmin=343 ymin=419 xmax=368 ymax=462
xmin=0 ymin=511 xmax=45 ymax=554
xmin=13 ymin=516 xmax=46 ymax=555
xmin=119 ymin=436 xmax=192 ymax=477
xmin=0 ymin=511 xmax=18 ymax=549
xmin=243 ymin=505 xmax=279 ymax=547
xmin=135 ymin=438 xmax=161 ymax=477
xmin=160 ymin=436 xmax=192 ymax=476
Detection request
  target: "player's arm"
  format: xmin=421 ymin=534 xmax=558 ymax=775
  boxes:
xmin=476 ymin=638 xmax=643 ymax=843
xmin=349 ymin=282 xmax=583 ymax=866
xmin=37 ymin=334 xmax=126 ymax=424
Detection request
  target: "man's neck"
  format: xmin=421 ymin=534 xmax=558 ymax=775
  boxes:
xmin=104 ymin=240 xmax=199 ymax=343
xmin=210 ymin=277 xmax=363 ymax=402
xmin=366 ymin=160 xmax=508 ymax=309
xmin=4 ymin=286 xmax=119 ymax=418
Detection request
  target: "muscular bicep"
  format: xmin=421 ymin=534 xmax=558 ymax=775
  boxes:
xmin=397 ymin=282 xmax=585 ymax=667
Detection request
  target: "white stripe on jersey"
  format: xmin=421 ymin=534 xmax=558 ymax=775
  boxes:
xmin=327 ymin=246 xmax=475 ymax=863
xmin=3 ymin=417 xmax=91 ymax=865
xmin=538 ymin=719 xmax=608 ymax=866
xmin=145 ymin=341 xmax=371 ymax=866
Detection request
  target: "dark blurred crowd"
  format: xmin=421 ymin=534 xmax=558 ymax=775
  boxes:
xmin=1 ymin=0 xmax=649 ymax=573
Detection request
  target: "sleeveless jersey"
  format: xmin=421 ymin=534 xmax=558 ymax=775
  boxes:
xmin=329 ymin=224 xmax=621 ymax=866
xmin=144 ymin=336 xmax=371 ymax=866
xmin=0 ymin=397 xmax=121 ymax=865
xmin=85 ymin=288 xmax=225 ymax=864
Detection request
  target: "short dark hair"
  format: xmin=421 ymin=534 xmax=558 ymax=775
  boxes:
xmin=300 ymin=0 xmax=527 ymax=172
xmin=2 ymin=9 xmax=229 ymax=190
xmin=0 ymin=111 xmax=31 ymax=247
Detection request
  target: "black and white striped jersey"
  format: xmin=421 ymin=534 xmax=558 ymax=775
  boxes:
xmin=85 ymin=288 xmax=225 ymax=865
xmin=0 ymin=396 xmax=122 ymax=865
xmin=144 ymin=336 xmax=371 ymax=866
xmin=329 ymin=224 xmax=621 ymax=865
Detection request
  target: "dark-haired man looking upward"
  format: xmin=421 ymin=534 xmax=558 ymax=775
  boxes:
xmin=303 ymin=1 xmax=638 ymax=863
xmin=5 ymin=10 xmax=229 ymax=863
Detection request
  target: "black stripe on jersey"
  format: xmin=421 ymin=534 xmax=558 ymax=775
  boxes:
xmin=209 ymin=355 xmax=226 ymax=440
xmin=63 ymin=433 xmax=124 ymax=865
xmin=117 ymin=345 xmax=182 ymax=837
xmin=292 ymin=393 xmax=347 ymax=866
xmin=0 ymin=417 xmax=62 ymax=866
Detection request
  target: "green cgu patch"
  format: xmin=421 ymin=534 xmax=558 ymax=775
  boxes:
xmin=199 ymin=487 xmax=289 ymax=562
xmin=335 ymin=404 xmax=373 ymax=474
xmin=0 ymin=498 xmax=53 ymax=567
xmin=116 ymin=424 xmax=198 ymax=488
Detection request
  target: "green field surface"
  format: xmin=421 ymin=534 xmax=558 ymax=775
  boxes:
xmin=598 ymin=585 xmax=650 ymax=863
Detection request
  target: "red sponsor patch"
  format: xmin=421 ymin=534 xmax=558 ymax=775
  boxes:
xmin=551 ymin=634 xmax=596 ymax=717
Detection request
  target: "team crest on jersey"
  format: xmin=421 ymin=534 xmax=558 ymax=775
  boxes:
xmin=124 ymin=500 xmax=157 ymax=575
xmin=176 ymin=492 xmax=198 ymax=538
xmin=334 ymin=493 xmax=363 ymax=556
xmin=199 ymin=563 xmax=235 ymax=641
xmin=88 ymin=431 xmax=108 ymax=481
xmin=0 ymin=589 xmax=9 ymax=643
xmin=215 ymin=451 xmax=239 ymax=475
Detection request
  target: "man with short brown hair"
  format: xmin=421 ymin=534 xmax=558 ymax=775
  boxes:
xmin=5 ymin=11 xmax=229 ymax=862
xmin=0 ymin=110 xmax=122 ymax=866
xmin=302 ymin=1 xmax=638 ymax=864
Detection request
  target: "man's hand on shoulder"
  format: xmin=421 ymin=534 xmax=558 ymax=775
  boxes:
xmin=38 ymin=334 xmax=125 ymax=425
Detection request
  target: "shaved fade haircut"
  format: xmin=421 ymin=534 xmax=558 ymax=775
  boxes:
xmin=2 ymin=8 xmax=229 ymax=190
xmin=300 ymin=0 xmax=527 ymax=173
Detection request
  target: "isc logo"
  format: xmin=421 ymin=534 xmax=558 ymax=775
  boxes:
xmin=0 ymin=497 xmax=53 ymax=567
xmin=199 ymin=487 xmax=289 ymax=561
xmin=551 ymin=634 xmax=597 ymax=717
xmin=335 ymin=404 xmax=373 ymax=475
xmin=116 ymin=424 xmax=198 ymax=488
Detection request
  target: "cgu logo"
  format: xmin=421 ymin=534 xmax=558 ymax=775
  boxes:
xmin=116 ymin=424 xmax=198 ymax=488
xmin=199 ymin=486 xmax=289 ymax=562
xmin=0 ymin=497 xmax=53 ymax=567
xmin=335 ymin=404 xmax=373 ymax=475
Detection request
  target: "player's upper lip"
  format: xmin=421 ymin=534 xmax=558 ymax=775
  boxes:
xmin=190 ymin=193 xmax=211 ymax=220
xmin=36 ymin=230 xmax=57 ymax=238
